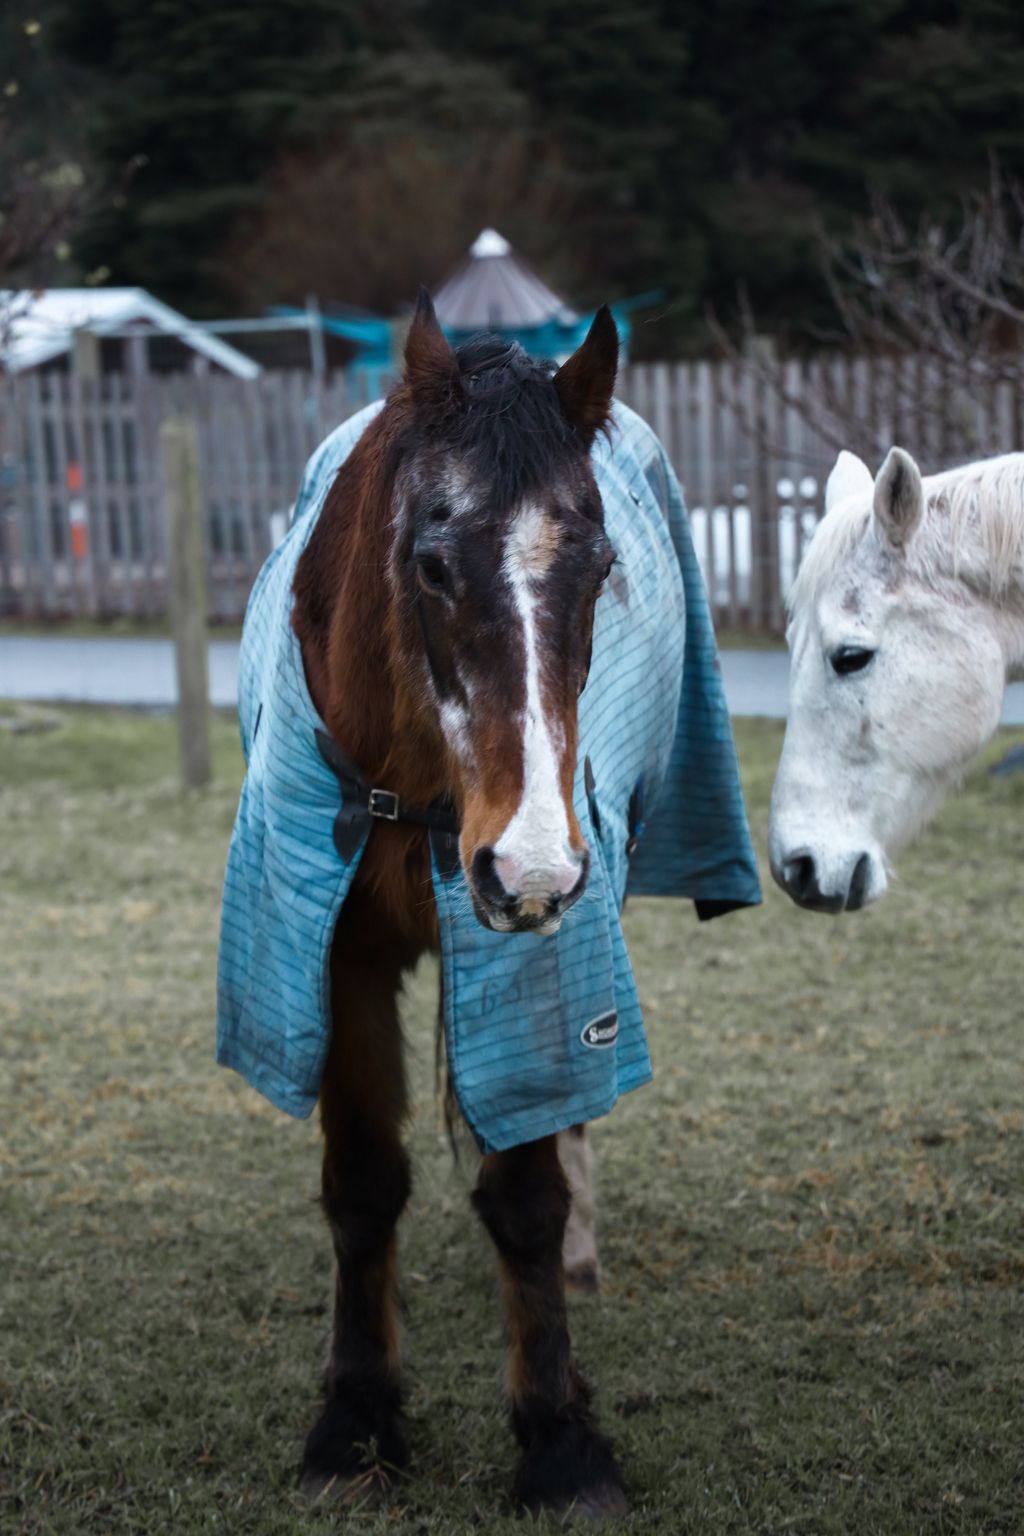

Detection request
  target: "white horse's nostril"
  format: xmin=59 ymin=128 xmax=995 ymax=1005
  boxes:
xmin=777 ymin=848 xmax=846 ymax=913
xmin=845 ymin=853 xmax=872 ymax=910
xmin=782 ymin=851 xmax=819 ymax=905
xmin=775 ymin=844 xmax=883 ymax=913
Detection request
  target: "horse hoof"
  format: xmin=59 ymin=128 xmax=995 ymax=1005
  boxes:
xmin=565 ymin=1261 xmax=600 ymax=1295
xmin=299 ymin=1463 xmax=395 ymax=1505
xmin=515 ymin=1414 xmax=626 ymax=1521
xmin=300 ymin=1386 xmax=407 ymax=1501
xmin=568 ymin=1481 xmax=631 ymax=1520
xmin=523 ymin=1480 xmax=630 ymax=1522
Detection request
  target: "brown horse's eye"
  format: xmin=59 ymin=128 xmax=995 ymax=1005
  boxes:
xmin=417 ymin=554 xmax=449 ymax=596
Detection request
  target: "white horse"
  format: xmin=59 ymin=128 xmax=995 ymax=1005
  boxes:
xmin=769 ymin=446 xmax=1024 ymax=911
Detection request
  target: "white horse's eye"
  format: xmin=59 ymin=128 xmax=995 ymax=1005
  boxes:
xmin=830 ymin=645 xmax=875 ymax=677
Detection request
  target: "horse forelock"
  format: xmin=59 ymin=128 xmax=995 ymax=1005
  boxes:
xmin=787 ymin=496 xmax=873 ymax=618
xmin=789 ymin=450 xmax=1024 ymax=617
xmin=420 ymin=336 xmax=588 ymax=508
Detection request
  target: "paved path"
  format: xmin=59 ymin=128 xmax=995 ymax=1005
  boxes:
xmin=1 ymin=635 xmax=1023 ymax=724
xmin=715 ymin=649 xmax=1024 ymax=726
xmin=0 ymin=636 xmax=241 ymax=710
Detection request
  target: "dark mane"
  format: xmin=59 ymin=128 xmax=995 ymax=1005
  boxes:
xmin=428 ymin=333 xmax=584 ymax=505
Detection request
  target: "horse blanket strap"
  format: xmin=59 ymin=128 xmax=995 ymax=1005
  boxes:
xmin=314 ymin=728 xmax=461 ymax=872
xmin=216 ymin=400 xmax=762 ymax=1153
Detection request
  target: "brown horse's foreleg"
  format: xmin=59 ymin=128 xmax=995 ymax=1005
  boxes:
xmin=472 ymin=1136 xmax=626 ymax=1516
xmin=558 ymin=1124 xmax=600 ymax=1294
xmin=301 ymin=936 xmax=411 ymax=1493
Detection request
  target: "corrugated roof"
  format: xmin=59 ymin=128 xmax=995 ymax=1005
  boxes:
xmin=432 ymin=229 xmax=577 ymax=331
xmin=0 ymin=288 xmax=261 ymax=378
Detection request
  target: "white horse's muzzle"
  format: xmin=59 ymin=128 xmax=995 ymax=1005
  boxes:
xmin=769 ymin=841 xmax=887 ymax=913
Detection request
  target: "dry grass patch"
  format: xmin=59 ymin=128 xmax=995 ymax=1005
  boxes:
xmin=1 ymin=707 xmax=1023 ymax=1533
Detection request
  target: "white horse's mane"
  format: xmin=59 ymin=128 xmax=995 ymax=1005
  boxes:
xmin=790 ymin=451 xmax=1024 ymax=612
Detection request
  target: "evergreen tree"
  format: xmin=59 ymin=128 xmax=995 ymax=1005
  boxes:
xmin=683 ymin=0 xmax=1024 ymax=340
xmin=52 ymin=0 xmax=374 ymax=310
xmin=0 ymin=4 xmax=94 ymax=285
xmin=44 ymin=0 xmax=1024 ymax=349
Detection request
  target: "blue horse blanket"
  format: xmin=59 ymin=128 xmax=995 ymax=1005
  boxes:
xmin=217 ymin=401 xmax=761 ymax=1153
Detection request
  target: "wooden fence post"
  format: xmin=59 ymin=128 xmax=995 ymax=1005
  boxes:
xmin=743 ymin=336 xmax=780 ymax=631
xmin=161 ymin=416 xmax=210 ymax=788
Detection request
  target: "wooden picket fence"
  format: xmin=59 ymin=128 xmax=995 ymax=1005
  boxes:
xmin=619 ymin=354 xmax=1024 ymax=631
xmin=0 ymin=371 xmax=382 ymax=624
xmin=1 ymin=356 xmax=1021 ymax=628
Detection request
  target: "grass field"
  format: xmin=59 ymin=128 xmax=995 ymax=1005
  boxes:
xmin=1 ymin=705 xmax=1022 ymax=1535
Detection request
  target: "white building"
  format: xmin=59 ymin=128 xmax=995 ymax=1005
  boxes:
xmin=0 ymin=287 xmax=260 ymax=378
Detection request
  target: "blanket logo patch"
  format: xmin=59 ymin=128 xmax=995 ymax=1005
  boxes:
xmin=580 ymin=1012 xmax=619 ymax=1050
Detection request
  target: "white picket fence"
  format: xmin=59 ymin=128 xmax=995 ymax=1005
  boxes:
xmin=1 ymin=356 xmax=1020 ymax=628
xmin=618 ymin=354 xmax=1024 ymax=630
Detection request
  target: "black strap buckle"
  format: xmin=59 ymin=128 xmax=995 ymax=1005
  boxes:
xmin=368 ymin=787 xmax=400 ymax=821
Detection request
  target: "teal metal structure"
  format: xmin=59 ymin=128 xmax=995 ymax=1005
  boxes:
xmin=271 ymin=231 xmax=660 ymax=382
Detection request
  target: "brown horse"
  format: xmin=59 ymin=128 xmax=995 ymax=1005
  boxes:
xmin=290 ymin=293 xmax=625 ymax=1514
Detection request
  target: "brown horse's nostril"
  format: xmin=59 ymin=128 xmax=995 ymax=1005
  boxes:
xmin=551 ymin=847 xmax=589 ymax=913
xmin=471 ymin=845 xmax=518 ymax=913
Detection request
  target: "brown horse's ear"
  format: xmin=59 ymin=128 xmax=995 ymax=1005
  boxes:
xmin=404 ymin=287 xmax=458 ymax=408
xmin=553 ymin=306 xmax=619 ymax=447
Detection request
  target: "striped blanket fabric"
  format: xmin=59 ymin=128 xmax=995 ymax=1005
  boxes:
xmin=216 ymin=401 xmax=761 ymax=1153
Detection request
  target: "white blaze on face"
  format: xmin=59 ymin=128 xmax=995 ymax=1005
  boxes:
xmin=493 ymin=502 xmax=581 ymax=909
xmin=438 ymin=698 xmax=471 ymax=764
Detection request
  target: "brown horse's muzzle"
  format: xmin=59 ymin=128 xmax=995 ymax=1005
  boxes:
xmin=466 ymin=841 xmax=589 ymax=935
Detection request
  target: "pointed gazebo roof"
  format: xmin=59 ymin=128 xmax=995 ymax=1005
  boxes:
xmin=432 ymin=229 xmax=578 ymax=334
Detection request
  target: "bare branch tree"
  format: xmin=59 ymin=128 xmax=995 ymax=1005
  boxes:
xmin=0 ymin=14 xmax=128 ymax=370
xmin=0 ymin=131 xmax=86 ymax=285
xmin=715 ymin=165 xmax=1024 ymax=468
xmin=821 ymin=165 xmax=1024 ymax=380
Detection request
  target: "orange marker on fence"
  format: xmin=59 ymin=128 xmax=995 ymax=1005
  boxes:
xmin=67 ymin=461 xmax=88 ymax=559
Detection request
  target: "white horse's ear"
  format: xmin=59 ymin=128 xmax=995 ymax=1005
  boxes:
xmin=825 ymin=450 xmax=873 ymax=512
xmin=873 ymin=446 xmax=924 ymax=550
